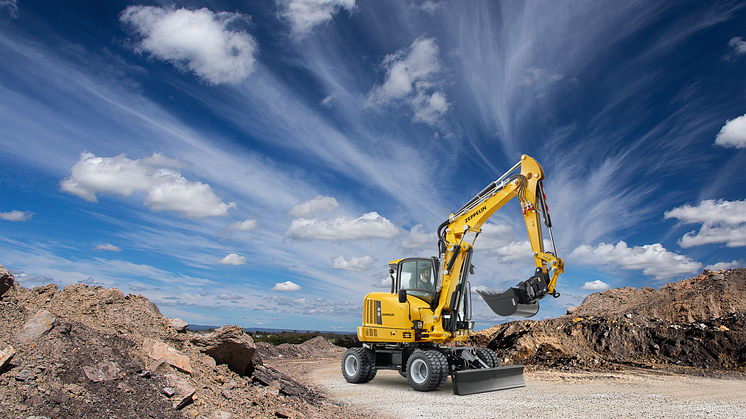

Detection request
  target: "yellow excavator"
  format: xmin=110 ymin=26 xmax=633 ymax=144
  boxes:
xmin=341 ymin=155 xmax=564 ymax=395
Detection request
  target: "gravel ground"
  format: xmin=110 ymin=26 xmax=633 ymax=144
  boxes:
xmin=270 ymin=359 xmax=746 ymax=419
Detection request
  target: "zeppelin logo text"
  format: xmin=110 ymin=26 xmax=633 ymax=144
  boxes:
xmin=465 ymin=205 xmax=487 ymax=223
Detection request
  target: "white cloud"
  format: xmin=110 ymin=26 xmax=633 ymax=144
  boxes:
xmin=1 ymin=0 xmax=18 ymax=18
xmin=475 ymin=223 xmax=515 ymax=250
xmin=715 ymin=114 xmax=746 ymax=148
xmin=517 ymin=67 xmax=565 ymax=86
xmin=217 ymin=293 xmax=243 ymax=301
xmin=272 ymin=281 xmax=301 ymax=291
xmin=705 ymin=260 xmax=744 ymax=271
xmin=61 ymin=152 xmax=236 ymax=219
xmin=284 ymin=212 xmax=399 ymax=241
xmin=413 ymin=1 xmax=443 ymax=14
xmin=580 ymin=280 xmax=610 ymax=291
xmin=665 ymin=199 xmax=746 ymax=248
xmin=728 ymin=37 xmax=746 ymax=55
xmin=320 ymin=94 xmax=336 ymax=107
xmin=330 ymin=255 xmax=375 ymax=271
xmin=120 ymin=6 xmax=258 ymax=85
xmin=228 ymin=219 xmax=259 ymax=231
xmin=398 ymin=224 xmax=437 ymax=250
xmin=277 ymin=0 xmax=355 ymax=38
xmin=0 ymin=210 xmax=33 ymax=222
xmin=492 ymin=241 xmax=533 ymax=263
xmin=216 ymin=253 xmax=247 ymax=265
xmin=570 ymin=241 xmax=702 ymax=280
xmin=368 ymin=37 xmax=450 ymax=125
xmin=95 ymin=244 xmax=122 ymax=252
xmin=288 ymin=195 xmax=339 ymax=218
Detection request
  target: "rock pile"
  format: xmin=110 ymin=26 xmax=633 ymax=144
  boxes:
xmin=471 ymin=269 xmax=746 ymax=373
xmin=0 ymin=263 xmax=360 ymax=419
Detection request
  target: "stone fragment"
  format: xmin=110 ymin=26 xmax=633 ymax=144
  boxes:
xmin=138 ymin=370 xmax=152 ymax=378
xmin=161 ymin=387 xmax=175 ymax=397
xmin=82 ymin=361 xmax=124 ymax=382
xmin=142 ymin=338 xmax=193 ymax=375
xmin=275 ymin=408 xmax=304 ymax=419
xmin=0 ymin=263 xmax=14 ymax=297
xmin=221 ymin=388 xmax=231 ymax=399
xmin=211 ymin=411 xmax=232 ymax=419
xmin=0 ymin=345 xmax=15 ymax=371
xmin=190 ymin=325 xmax=256 ymax=376
xmin=164 ymin=373 xmax=195 ymax=410
xmin=151 ymin=358 xmax=176 ymax=375
xmin=17 ymin=309 xmax=56 ymax=343
xmin=125 ymin=359 xmax=144 ymax=372
xmin=15 ymin=369 xmax=36 ymax=381
xmin=170 ymin=318 xmax=189 ymax=332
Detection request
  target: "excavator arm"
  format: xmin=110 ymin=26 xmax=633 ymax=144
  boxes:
xmin=436 ymin=154 xmax=564 ymax=319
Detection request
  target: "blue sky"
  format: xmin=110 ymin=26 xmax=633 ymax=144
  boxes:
xmin=1 ymin=0 xmax=745 ymax=332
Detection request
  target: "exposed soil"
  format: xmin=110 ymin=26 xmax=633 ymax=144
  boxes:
xmin=2 ymin=264 xmax=745 ymax=419
xmin=470 ymin=268 xmax=746 ymax=374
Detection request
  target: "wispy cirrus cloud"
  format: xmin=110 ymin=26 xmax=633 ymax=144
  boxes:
xmin=120 ymin=6 xmax=258 ymax=85
xmin=1 ymin=0 xmax=17 ymax=18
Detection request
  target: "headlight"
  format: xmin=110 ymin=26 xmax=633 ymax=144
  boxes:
xmin=413 ymin=320 xmax=423 ymax=330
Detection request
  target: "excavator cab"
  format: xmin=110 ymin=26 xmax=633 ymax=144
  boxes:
xmin=396 ymin=258 xmax=439 ymax=304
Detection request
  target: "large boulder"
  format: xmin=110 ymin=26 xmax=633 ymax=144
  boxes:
xmin=190 ymin=325 xmax=256 ymax=376
xmin=0 ymin=263 xmax=14 ymax=297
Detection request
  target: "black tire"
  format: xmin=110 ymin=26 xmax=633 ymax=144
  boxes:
xmin=475 ymin=348 xmax=500 ymax=368
xmin=341 ymin=347 xmax=376 ymax=383
xmin=406 ymin=350 xmax=448 ymax=391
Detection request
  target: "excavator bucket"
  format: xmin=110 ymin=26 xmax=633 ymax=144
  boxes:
xmin=451 ymin=365 xmax=525 ymax=395
xmin=478 ymin=288 xmax=540 ymax=318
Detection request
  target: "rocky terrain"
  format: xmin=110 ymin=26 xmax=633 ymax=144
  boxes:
xmin=470 ymin=268 xmax=746 ymax=373
xmin=2 ymin=262 xmax=745 ymax=419
xmin=0 ymin=264 xmax=371 ymax=419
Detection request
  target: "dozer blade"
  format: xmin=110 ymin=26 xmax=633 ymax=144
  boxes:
xmin=478 ymin=288 xmax=539 ymax=318
xmin=451 ymin=365 xmax=525 ymax=396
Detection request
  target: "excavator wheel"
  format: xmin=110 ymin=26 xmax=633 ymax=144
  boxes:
xmin=341 ymin=347 xmax=376 ymax=383
xmin=475 ymin=348 xmax=500 ymax=368
xmin=406 ymin=350 xmax=448 ymax=391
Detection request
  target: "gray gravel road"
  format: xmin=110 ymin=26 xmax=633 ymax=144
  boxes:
xmin=298 ymin=360 xmax=746 ymax=419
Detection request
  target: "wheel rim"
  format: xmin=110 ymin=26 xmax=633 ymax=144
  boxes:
xmin=344 ymin=355 xmax=359 ymax=376
xmin=410 ymin=358 xmax=428 ymax=384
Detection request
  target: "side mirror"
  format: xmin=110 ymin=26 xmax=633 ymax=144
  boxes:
xmin=398 ymin=289 xmax=407 ymax=304
xmin=470 ymin=265 xmax=475 ymax=275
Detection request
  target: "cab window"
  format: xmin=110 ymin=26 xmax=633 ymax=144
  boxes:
xmin=400 ymin=259 xmax=437 ymax=303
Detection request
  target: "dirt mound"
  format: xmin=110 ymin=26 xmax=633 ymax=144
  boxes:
xmin=256 ymin=337 xmax=345 ymax=361
xmin=569 ymin=268 xmax=746 ymax=322
xmin=0 ymin=264 xmax=361 ymax=419
xmin=471 ymin=269 xmax=746 ymax=373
